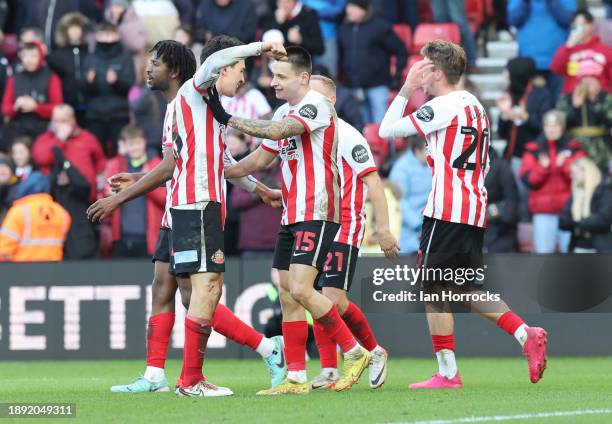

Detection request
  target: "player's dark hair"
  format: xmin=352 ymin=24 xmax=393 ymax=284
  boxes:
xmin=200 ymin=35 xmax=244 ymax=65
xmin=573 ymin=8 xmax=594 ymax=23
xmin=96 ymin=21 xmax=118 ymax=33
xmin=285 ymin=45 xmax=312 ymax=74
xmin=421 ymin=40 xmax=466 ymax=85
xmin=149 ymin=40 xmax=197 ymax=85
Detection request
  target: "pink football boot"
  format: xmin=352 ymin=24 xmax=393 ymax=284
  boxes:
xmin=409 ymin=372 xmax=463 ymax=389
xmin=523 ymin=327 xmax=548 ymax=383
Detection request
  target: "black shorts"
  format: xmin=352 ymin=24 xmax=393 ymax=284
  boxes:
xmin=273 ymin=220 xmax=340 ymax=271
xmin=417 ymin=216 xmax=484 ymax=287
xmin=315 ymin=242 xmax=360 ymax=291
xmin=151 ymin=227 xmax=171 ymax=263
xmin=170 ymin=203 xmax=225 ymax=276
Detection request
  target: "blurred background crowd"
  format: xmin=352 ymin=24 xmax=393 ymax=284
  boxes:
xmin=0 ymin=0 xmax=609 ymax=261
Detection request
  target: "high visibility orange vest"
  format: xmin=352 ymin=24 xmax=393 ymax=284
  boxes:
xmin=0 ymin=193 xmax=71 ymax=262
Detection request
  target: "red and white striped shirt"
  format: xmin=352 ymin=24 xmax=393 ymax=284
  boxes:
xmin=160 ymin=98 xmax=177 ymax=229
xmin=335 ymin=119 xmax=377 ymax=247
xmin=261 ymin=90 xmax=341 ymax=225
xmin=379 ymin=90 xmax=490 ymax=228
xmin=168 ymin=42 xmax=263 ymax=220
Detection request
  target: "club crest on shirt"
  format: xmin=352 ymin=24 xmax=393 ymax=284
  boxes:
xmin=352 ymin=145 xmax=369 ymax=163
xmin=416 ymin=105 xmax=434 ymax=122
xmin=211 ymin=249 xmax=225 ymax=265
xmin=299 ymin=104 xmax=318 ymax=120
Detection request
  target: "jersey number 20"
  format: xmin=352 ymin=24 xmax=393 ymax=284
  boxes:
xmin=452 ymin=126 xmax=489 ymax=171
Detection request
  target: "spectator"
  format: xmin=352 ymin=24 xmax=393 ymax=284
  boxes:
xmin=0 ymin=155 xmax=18 ymax=223
xmin=129 ymin=66 xmax=166 ymax=157
xmin=15 ymin=0 xmax=98 ymax=49
xmin=50 ymin=146 xmax=99 ymax=259
xmin=224 ymin=129 xmax=252 ymax=255
xmin=2 ymin=41 xmax=63 ymax=140
xmin=173 ymin=0 xmax=196 ymax=26
xmin=106 ymin=0 xmax=148 ymax=83
xmin=556 ymin=59 xmax=612 ymax=170
xmin=231 ymin=144 xmax=282 ymax=256
xmin=19 ymin=26 xmax=45 ymax=46
xmin=47 ymin=12 xmax=90 ymax=127
xmin=82 ymin=21 xmax=135 ymax=157
xmin=312 ymin=63 xmax=363 ymax=132
xmin=10 ymin=136 xmax=35 ymax=182
xmin=338 ymin=0 xmax=407 ymax=124
xmin=484 ymin=149 xmax=519 ymax=252
xmin=32 ymin=104 xmax=106 ymax=203
xmin=560 ymin=157 xmax=612 ymax=252
xmin=221 ymin=82 xmax=272 ymax=147
xmin=519 ymin=110 xmax=584 ymax=253
xmin=0 ymin=175 xmax=71 ymax=262
xmin=388 ymin=137 xmax=431 ymax=254
xmin=196 ymin=0 xmax=257 ymax=43
xmin=131 ymin=0 xmax=181 ymax=44
xmin=498 ymin=57 xmax=553 ymax=161
xmin=174 ymin=25 xmax=203 ymax=65
xmin=105 ymin=125 xmax=165 ymax=258
xmin=507 ymin=0 xmax=576 ymax=98
xmin=430 ymin=0 xmax=478 ymax=68
xmin=263 ymin=0 xmax=325 ymax=56
xmin=303 ymin=0 xmax=346 ymax=77
xmin=550 ymin=8 xmax=612 ymax=95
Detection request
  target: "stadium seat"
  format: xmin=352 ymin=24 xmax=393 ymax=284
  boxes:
xmin=363 ymin=123 xmax=390 ymax=163
xmin=412 ymin=23 xmax=461 ymax=54
xmin=393 ymin=24 xmax=412 ymax=52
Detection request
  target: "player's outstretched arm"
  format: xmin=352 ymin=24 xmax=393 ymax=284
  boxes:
xmin=379 ymin=59 xmax=435 ymax=139
xmin=225 ymin=146 xmax=278 ymax=179
xmin=107 ymin=172 xmax=146 ymax=194
xmin=87 ymin=148 xmax=175 ymax=223
xmin=203 ymin=85 xmax=306 ymax=140
xmin=194 ymin=41 xmax=286 ymax=91
xmin=362 ymin=171 xmax=400 ymax=258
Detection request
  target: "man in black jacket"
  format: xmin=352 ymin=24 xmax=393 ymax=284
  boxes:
xmin=195 ymin=0 xmax=258 ymax=43
xmin=82 ymin=21 xmax=135 ymax=157
xmin=263 ymin=0 xmax=324 ymax=56
xmin=49 ymin=146 xmax=98 ymax=259
xmin=338 ymin=0 xmax=407 ymax=124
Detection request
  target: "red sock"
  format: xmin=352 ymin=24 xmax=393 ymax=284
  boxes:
xmin=313 ymin=320 xmax=337 ymax=369
xmin=315 ymin=306 xmax=357 ymax=353
xmin=431 ymin=334 xmax=455 ymax=352
xmin=212 ymin=303 xmax=263 ymax=351
xmin=146 ymin=312 xmax=175 ymax=368
xmin=182 ymin=315 xmax=212 ymax=387
xmin=342 ymin=302 xmax=378 ymax=351
xmin=282 ymin=321 xmax=308 ymax=371
xmin=496 ymin=311 xmax=525 ymax=335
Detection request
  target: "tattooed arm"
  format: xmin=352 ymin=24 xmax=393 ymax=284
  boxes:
xmin=227 ymin=116 xmax=306 ymax=140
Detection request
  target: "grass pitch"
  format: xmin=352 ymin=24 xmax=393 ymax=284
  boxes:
xmin=1 ymin=357 xmax=612 ymax=423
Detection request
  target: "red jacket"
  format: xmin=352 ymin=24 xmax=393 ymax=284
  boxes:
xmin=519 ymin=135 xmax=584 ymax=215
xmin=550 ymin=36 xmax=612 ymax=94
xmin=104 ymin=156 xmax=165 ymax=255
xmin=32 ymin=127 xmax=106 ymax=202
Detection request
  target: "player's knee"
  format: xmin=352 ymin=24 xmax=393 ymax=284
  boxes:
xmin=289 ymin=283 xmax=311 ymax=305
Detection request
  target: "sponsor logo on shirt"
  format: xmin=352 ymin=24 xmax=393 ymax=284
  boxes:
xmin=416 ymin=105 xmax=434 ymax=122
xmin=299 ymin=104 xmax=318 ymax=120
xmin=352 ymin=145 xmax=370 ymax=164
xmin=280 ymin=138 xmax=300 ymax=161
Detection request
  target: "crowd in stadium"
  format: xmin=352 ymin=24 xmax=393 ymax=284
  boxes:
xmin=0 ymin=0 xmax=609 ymax=261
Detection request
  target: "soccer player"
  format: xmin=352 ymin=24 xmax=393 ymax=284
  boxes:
xmin=378 ymin=40 xmax=548 ymax=389
xmin=308 ymin=75 xmax=398 ymax=390
xmin=87 ymin=37 xmax=289 ymax=396
xmin=204 ymin=46 xmax=397 ymax=394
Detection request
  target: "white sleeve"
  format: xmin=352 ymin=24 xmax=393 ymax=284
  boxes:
xmin=223 ymin=147 xmax=258 ymax=192
xmin=339 ymin=123 xmax=378 ymax=177
xmin=286 ymin=96 xmax=332 ymax=133
xmin=192 ymin=42 xmax=262 ymax=93
xmin=380 ymin=95 xmax=455 ymax=138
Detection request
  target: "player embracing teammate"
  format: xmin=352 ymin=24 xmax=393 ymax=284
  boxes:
xmin=379 ymin=40 xmax=548 ymax=388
